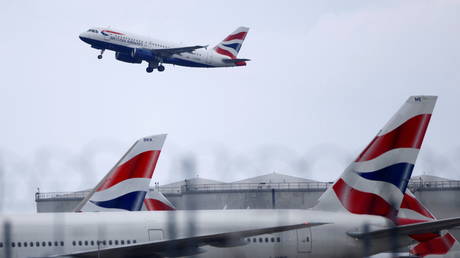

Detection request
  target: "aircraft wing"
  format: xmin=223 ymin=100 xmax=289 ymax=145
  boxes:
xmin=348 ymin=217 xmax=460 ymax=239
xmin=48 ymin=222 xmax=326 ymax=258
xmin=152 ymin=45 xmax=207 ymax=57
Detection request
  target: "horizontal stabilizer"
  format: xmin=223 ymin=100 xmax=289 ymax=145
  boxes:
xmin=222 ymin=58 xmax=251 ymax=63
xmin=49 ymin=222 xmax=327 ymax=258
xmin=348 ymin=217 xmax=460 ymax=239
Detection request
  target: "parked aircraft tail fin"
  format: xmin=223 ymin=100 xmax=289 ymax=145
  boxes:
xmin=314 ymin=96 xmax=437 ymax=220
xmin=75 ymin=134 xmax=167 ymax=212
xmin=397 ymin=190 xmax=460 ymax=257
xmin=142 ymin=190 xmax=175 ymax=211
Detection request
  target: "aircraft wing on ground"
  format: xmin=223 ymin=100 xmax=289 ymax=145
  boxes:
xmin=348 ymin=217 xmax=460 ymax=239
xmin=151 ymin=45 xmax=207 ymax=57
xmin=48 ymin=223 xmax=326 ymax=258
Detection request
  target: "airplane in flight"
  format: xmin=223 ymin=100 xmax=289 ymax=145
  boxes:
xmin=79 ymin=26 xmax=250 ymax=73
xmin=73 ymin=133 xmax=175 ymax=212
xmin=2 ymin=95 xmax=459 ymax=258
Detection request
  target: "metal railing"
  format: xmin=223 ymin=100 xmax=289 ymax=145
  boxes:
xmin=159 ymin=181 xmax=330 ymax=194
xmin=35 ymin=180 xmax=460 ymax=201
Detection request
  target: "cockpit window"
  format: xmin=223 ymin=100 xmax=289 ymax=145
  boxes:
xmin=87 ymin=29 xmax=99 ymax=33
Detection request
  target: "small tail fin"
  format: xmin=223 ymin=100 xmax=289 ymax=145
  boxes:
xmin=314 ymin=96 xmax=437 ymax=220
xmin=142 ymin=190 xmax=175 ymax=211
xmin=214 ymin=26 xmax=249 ymax=59
xmin=398 ymin=190 xmax=460 ymax=256
xmin=76 ymin=134 xmax=167 ymax=212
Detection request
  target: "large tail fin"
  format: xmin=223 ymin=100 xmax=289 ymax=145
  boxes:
xmin=314 ymin=96 xmax=437 ymax=220
xmin=398 ymin=190 xmax=460 ymax=256
xmin=76 ymin=134 xmax=167 ymax=212
xmin=214 ymin=26 xmax=249 ymax=60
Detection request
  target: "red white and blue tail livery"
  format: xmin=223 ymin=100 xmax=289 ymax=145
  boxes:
xmin=398 ymin=190 xmax=460 ymax=257
xmin=76 ymin=134 xmax=167 ymax=212
xmin=315 ymin=96 xmax=437 ymax=219
xmin=142 ymin=190 xmax=176 ymax=211
xmin=214 ymin=27 xmax=250 ymax=66
xmin=79 ymin=26 xmax=250 ymax=73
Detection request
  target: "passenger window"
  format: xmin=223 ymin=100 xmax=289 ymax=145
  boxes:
xmin=90 ymin=240 xmax=94 ymax=246
xmin=41 ymin=242 xmax=46 ymax=247
xmin=277 ymin=237 xmax=281 ymax=242
xmin=84 ymin=241 xmax=88 ymax=246
xmin=60 ymin=241 xmax=64 ymax=246
xmin=259 ymin=238 xmax=262 ymax=243
xmin=265 ymin=238 xmax=269 ymax=243
xmin=48 ymin=242 xmax=52 ymax=246
xmin=78 ymin=241 xmax=82 ymax=246
xmin=306 ymin=237 xmax=310 ymax=242
xmin=30 ymin=242 xmax=33 ymax=247
xmin=271 ymin=237 xmax=275 ymax=242
xmin=18 ymin=242 xmax=21 ymax=247
xmin=36 ymin=241 xmax=39 ymax=247
xmin=127 ymin=240 xmax=131 ymax=244
xmin=11 ymin=242 xmax=15 ymax=247
xmin=24 ymin=242 xmax=27 ymax=247
xmin=72 ymin=241 xmax=76 ymax=246
xmin=54 ymin=241 xmax=58 ymax=246
xmin=102 ymin=241 xmax=106 ymax=245
xmin=115 ymin=240 xmax=118 ymax=245
xmin=133 ymin=240 xmax=137 ymax=244
xmin=109 ymin=240 xmax=112 ymax=245
xmin=121 ymin=240 xmax=124 ymax=245
xmin=252 ymin=238 xmax=256 ymax=242
xmin=0 ymin=242 xmax=3 ymax=248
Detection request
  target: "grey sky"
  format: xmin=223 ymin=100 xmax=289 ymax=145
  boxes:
xmin=0 ymin=0 xmax=459 ymax=211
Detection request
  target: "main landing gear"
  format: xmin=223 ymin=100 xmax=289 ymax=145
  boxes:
xmin=145 ymin=62 xmax=165 ymax=73
xmin=97 ymin=49 xmax=105 ymax=59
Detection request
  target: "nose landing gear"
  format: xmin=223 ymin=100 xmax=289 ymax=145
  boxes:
xmin=97 ymin=49 xmax=105 ymax=59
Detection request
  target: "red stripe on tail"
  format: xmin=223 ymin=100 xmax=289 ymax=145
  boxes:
xmin=356 ymin=114 xmax=431 ymax=162
xmin=97 ymin=150 xmax=161 ymax=191
xmin=333 ymin=178 xmax=396 ymax=218
xmin=144 ymin=199 xmax=174 ymax=211
xmin=223 ymin=32 xmax=247 ymax=42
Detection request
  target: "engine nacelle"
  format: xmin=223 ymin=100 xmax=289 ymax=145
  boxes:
xmin=131 ymin=48 xmax=155 ymax=61
xmin=115 ymin=52 xmax=142 ymax=64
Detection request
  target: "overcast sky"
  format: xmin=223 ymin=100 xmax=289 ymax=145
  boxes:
xmin=0 ymin=0 xmax=459 ymax=212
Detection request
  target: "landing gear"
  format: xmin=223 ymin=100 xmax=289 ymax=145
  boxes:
xmin=157 ymin=65 xmax=165 ymax=72
xmin=97 ymin=49 xmax=105 ymax=59
xmin=146 ymin=67 xmax=154 ymax=73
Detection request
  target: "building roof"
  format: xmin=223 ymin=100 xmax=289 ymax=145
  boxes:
xmin=161 ymin=177 xmax=225 ymax=188
xmin=232 ymin=172 xmax=318 ymax=184
xmin=410 ymin=175 xmax=452 ymax=182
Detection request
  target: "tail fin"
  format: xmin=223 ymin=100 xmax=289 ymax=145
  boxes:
xmin=142 ymin=190 xmax=176 ymax=211
xmin=214 ymin=26 xmax=249 ymax=60
xmin=398 ymin=190 xmax=460 ymax=256
xmin=76 ymin=134 xmax=167 ymax=212
xmin=314 ymin=96 xmax=437 ymax=220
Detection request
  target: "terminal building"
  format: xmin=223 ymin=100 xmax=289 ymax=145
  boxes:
xmin=35 ymin=172 xmax=460 ymax=215
xmin=35 ymin=172 xmax=460 ymax=239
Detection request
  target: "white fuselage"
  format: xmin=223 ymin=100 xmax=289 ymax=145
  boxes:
xmin=79 ymin=27 xmax=237 ymax=68
xmin=0 ymin=209 xmax=412 ymax=258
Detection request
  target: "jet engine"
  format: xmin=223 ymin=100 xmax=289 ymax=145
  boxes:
xmin=115 ymin=52 xmax=142 ymax=64
xmin=131 ymin=48 xmax=155 ymax=61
